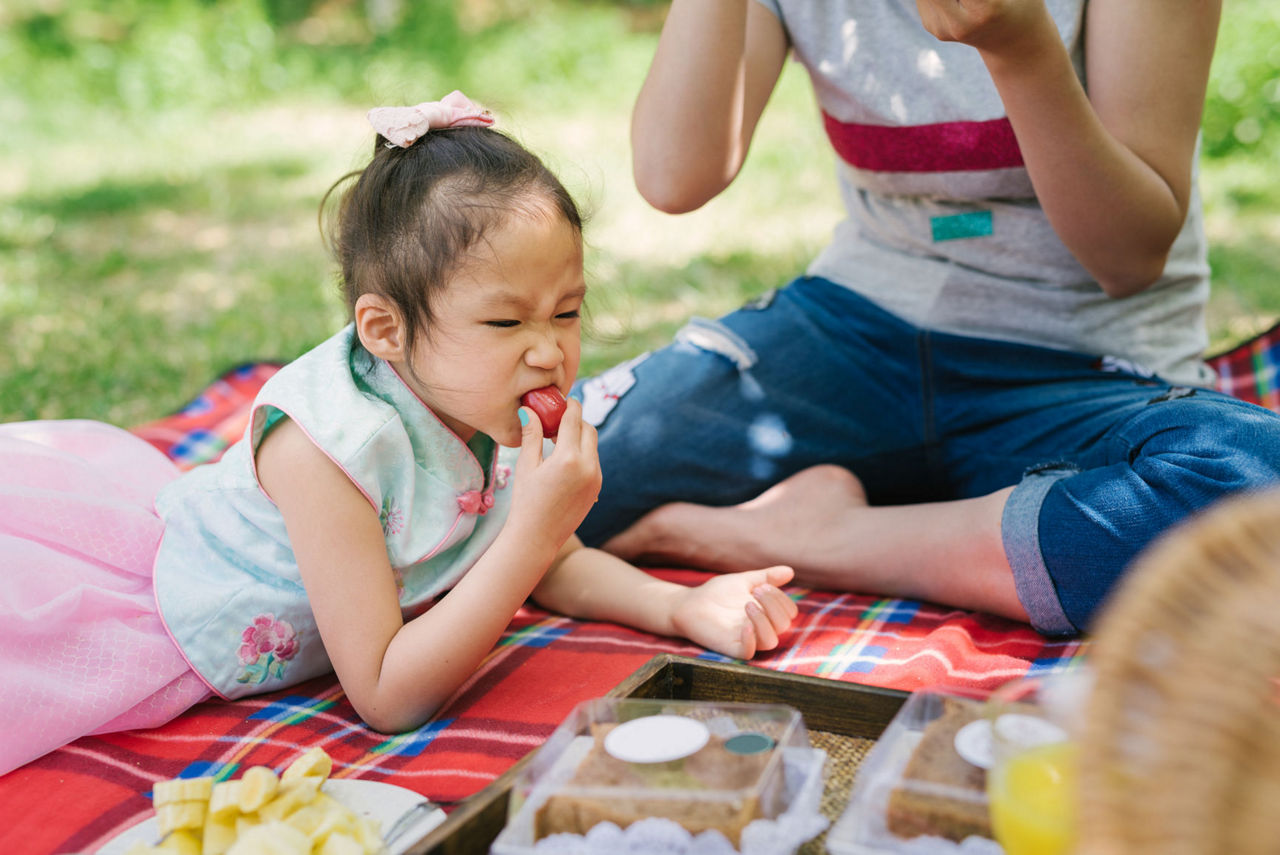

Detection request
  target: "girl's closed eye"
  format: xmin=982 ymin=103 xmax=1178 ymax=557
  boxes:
xmin=486 ymin=310 xmax=578 ymax=327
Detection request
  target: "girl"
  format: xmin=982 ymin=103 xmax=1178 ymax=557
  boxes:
xmin=0 ymin=92 xmax=797 ymax=775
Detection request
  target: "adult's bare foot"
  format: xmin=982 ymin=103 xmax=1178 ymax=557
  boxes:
xmin=601 ymin=464 xmax=869 ymax=573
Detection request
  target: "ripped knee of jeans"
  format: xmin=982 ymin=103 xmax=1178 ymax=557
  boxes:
xmin=674 ymin=317 xmax=758 ymax=370
xmin=1023 ymin=460 xmax=1081 ymax=479
xmin=1146 ymin=386 xmax=1198 ymax=405
xmin=674 ymin=317 xmax=766 ymax=402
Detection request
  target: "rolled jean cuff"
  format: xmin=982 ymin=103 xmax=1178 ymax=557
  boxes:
xmin=1002 ymin=465 xmax=1079 ymax=636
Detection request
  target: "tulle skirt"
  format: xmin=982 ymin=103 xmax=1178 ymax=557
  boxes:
xmin=0 ymin=420 xmax=212 ymax=775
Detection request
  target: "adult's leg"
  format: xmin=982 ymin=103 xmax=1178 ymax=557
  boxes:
xmin=933 ymin=335 xmax=1280 ymax=633
xmin=997 ymin=391 xmax=1280 ymax=633
xmin=579 ymin=281 xmax=1030 ymax=621
xmin=603 ymin=464 xmax=1025 ymax=620
xmin=576 ymin=277 xmax=938 ymax=546
xmin=597 ymin=331 xmax=1280 ymax=632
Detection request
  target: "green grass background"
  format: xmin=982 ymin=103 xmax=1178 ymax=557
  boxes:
xmin=2 ymin=0 xmax=1277 ymax=426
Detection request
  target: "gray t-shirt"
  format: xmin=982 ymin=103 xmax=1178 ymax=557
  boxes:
xmin=756 ymin=0 xmax=1213 ymax=386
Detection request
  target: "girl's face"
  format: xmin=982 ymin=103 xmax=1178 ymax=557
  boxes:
xmin=401 ymin=207 xmax=585 ymax=447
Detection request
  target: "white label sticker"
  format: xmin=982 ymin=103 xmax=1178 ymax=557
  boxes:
xmin=953 ymin=719 xmax=995 ymax=769
xmin=603 ymin=715 xmax=711 ymax=764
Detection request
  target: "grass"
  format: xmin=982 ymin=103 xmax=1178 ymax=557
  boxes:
xmin=1 ymin=1 xmax=1277 ymax=426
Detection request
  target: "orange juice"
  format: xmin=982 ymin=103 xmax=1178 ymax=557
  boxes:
xmin=987 ymin=740 xmax=1077 ymax=855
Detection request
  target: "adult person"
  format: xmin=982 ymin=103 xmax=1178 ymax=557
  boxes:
xmin=573 ymin=0 xmax=1280 ymax=636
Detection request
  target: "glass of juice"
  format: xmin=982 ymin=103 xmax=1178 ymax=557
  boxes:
xmin=984 ymin=673 xmax=1087 ymax=855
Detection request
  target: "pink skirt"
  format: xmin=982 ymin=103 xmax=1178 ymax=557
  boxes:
xmin=0 ymin=420 xmax=212 ymax=775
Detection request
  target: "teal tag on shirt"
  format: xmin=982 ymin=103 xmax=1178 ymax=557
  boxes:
xmin=931 ymin=210 xmax=993 ymax=242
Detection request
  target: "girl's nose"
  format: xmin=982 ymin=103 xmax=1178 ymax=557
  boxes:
xmin=524 ymin=330 xmax=565 ymax=369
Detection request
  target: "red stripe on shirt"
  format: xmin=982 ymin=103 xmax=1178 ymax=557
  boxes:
xmin=822 ymin=112 xmax=1024 ymax=173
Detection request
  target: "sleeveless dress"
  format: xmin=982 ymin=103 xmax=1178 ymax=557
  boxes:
xmin=0 ymin=326 xmax=516 ymax=774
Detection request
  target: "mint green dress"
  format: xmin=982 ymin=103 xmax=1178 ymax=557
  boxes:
xmin=153 ymin=325 xmax=517 ymax=699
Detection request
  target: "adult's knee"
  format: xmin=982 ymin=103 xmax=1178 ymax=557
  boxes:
xmin=1125 ymin=395 xmax=1280 ymax=502
xmin=1033 ymin=396 xmax=1280 ymax=631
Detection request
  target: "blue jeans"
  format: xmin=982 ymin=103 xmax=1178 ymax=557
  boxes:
xmin=575 ymin=276 xmax=1280 ymax=634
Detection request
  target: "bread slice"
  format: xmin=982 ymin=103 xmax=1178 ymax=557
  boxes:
xmin=885 ymin=696 xmax=992 ymax=842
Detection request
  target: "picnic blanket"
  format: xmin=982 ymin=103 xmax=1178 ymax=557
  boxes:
xmin=4 ymin=322 xmax=1278 ymax=855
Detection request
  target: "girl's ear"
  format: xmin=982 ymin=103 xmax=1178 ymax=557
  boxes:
xmin=354 ymin=294 xmax=406 ymax=361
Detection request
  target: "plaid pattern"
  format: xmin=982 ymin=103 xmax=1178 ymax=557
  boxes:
xmin=129 ymin=362 xmax=284 ymax=470
xmin=1209 ymin=319 xmax=1280 ymax=411
xmin=4 ymin=328 xmax=1276 ymax=854
xmin=0 ymin=583 xmax=1085 ymax=855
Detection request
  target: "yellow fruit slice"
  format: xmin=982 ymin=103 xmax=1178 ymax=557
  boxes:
xmin=280 ymin=746 xmax=332 ymax=783
xmin=153 ymin=776 xmax=214 ymax=806
xmin=155 ymin=829 xmax=202 ymax=855
xmin=237 ymin=765 xmax=280 ymax=813
xmin=257 ymin=776 xmax=323 ymax=823
xmin=155 ymin=801 xmax=207 ymax=834
xmin=202 ymin=813 xmax=238 ymax=855
xmin=208 ymin=780 xmax=244 ymax=819
xmin=224 ymin=820 xmax=311 ymax=855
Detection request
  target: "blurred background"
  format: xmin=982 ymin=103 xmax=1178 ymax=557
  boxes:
xmin=1 ymin=0 xmax=1277 ymax=426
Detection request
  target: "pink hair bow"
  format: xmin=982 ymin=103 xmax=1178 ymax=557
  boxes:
xmin=367 ymin=90 xmax=495 ymax=148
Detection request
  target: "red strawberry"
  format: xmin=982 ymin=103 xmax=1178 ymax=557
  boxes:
xmin=521 ymin=386 xmax=568 ymax=438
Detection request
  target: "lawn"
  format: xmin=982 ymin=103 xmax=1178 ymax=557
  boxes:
xmin=1 ymin=0 xmax=1277 ymax=426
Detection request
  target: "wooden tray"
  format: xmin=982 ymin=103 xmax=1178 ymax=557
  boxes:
xmin=405 ymin=654 xmax=910 ymax=854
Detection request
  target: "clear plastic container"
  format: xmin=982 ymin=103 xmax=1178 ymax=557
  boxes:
xmin=827 ymin=686 xmax=1003 ymax=855
xmin=829 ymin=672 xmax=1090 ymax=855
xmin=490 ymin=697 xmax=828 ymax=855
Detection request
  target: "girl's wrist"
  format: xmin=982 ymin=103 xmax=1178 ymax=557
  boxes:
xmin=499 ymin=511 xmax=574 ymax=561
xmin=656 ymin=582 xmax=693 ymax=639
xmin=485 ymin=522 xmax=567 ymax=584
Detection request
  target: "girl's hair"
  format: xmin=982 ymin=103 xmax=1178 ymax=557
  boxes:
xmin=323 ymin=126 xmax=583 ymax=359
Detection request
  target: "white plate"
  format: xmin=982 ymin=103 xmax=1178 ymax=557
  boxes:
xmin=96 ymin=778 xmax=446 ymax=855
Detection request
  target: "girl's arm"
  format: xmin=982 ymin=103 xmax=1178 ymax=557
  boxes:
xmin=916 ymin=0 xmax=1221 ymax=297
xmin=531 ymin=539 xmax=798 ymax=660
xmin=631 ymin=0 xmax=789 ymax=214
xmin=256 ymin=403 xmax=601 ymax=733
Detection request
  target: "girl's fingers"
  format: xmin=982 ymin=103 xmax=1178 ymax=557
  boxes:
xmin=745 ymin=598 xmax=779 ymax=653
xmin=754 ymin=582 xmax=798 ymax=626
xmin=551 ymin=397 xmax=582 ymax=447
xmin=564 ymin=399 xmax=598 ymax=457
xmin=579 ymin=410 xmax=599 ymax=458
xmin=738 ymin=620 xmax=757 ymax=661
xmin=762 ymin=564 xmax=795 ymax=590
xmin=514 ymin=406 xmax=544 ymax=477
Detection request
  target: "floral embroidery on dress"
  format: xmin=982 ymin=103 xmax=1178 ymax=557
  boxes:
xmin=380 ymin=494 xmax=405 ymax=535
xmin=236 ymin=614 xmax=300 ymax=684
xmin=494 ymin=464 xmax=511 ymax=490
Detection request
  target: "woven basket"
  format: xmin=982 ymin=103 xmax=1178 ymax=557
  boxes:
xmin=1076 ymin=488 xmax=1280 ymax=855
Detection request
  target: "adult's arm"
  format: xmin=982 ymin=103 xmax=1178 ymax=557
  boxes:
xmin=631 ymin=0 xmax=790 ymax=213
xmin=919 ymin=0 xmax=1221 ymax=297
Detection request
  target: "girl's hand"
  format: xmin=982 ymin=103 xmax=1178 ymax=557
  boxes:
xmin=914 ymin=0 xmax=1052 ymax=56
xmin=671 ymin=565 xmax=798 ymax=660
xmin=509 ymin=397 xmax=602 ymax=554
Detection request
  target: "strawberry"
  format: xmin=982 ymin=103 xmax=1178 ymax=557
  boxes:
xmin=521 ymin=386 xmax=568 ymax=438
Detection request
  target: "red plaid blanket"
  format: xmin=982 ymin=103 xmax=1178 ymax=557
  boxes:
xmin=2 ymin=585 xmax=1081 ymax=854
xmin=5 ymin=324 xmax=1277 ymax=855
